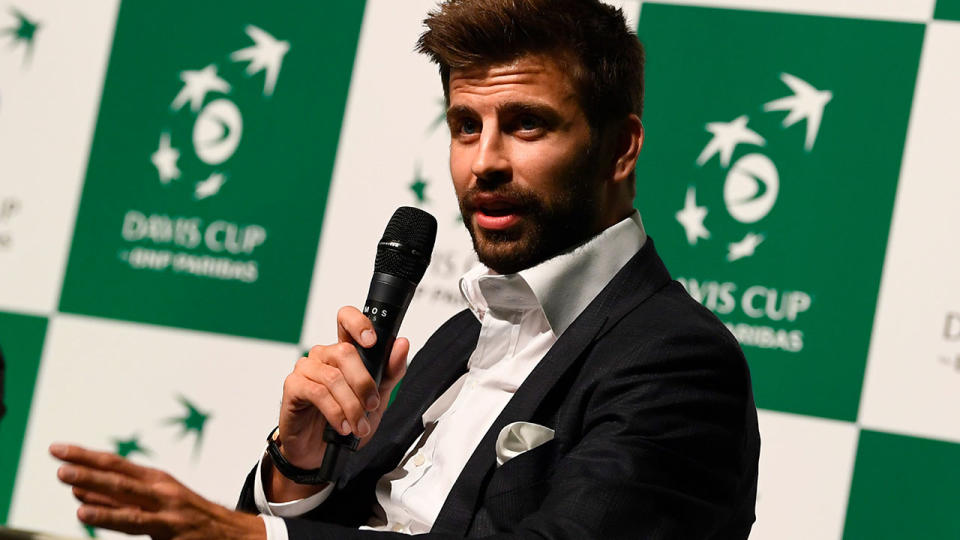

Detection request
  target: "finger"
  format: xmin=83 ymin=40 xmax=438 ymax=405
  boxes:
xmin=50 ymin=444 xmax=149 ymax=480
xmin=73 ymin=486 xmax=127 ymax=509
xmin=76 ymin=504 xmax=157 ymax=536
xmin=285 ymin=371 xmax=349 ymax=436
xmin=336 ymin=306 xmax=376 ymax=347
xmin=57 ymin=465 xmax=158 ymax=510
xmin=302 ymin=346 xmax=371 ymax=437
xmin=325 ymin=342 xmax=381 ymax=412
xmin=356 ymin=338 xmax=409 ymax=449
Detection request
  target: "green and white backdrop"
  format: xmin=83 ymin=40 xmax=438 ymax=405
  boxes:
xmin=1 ymin=0 xmax=958 ymax=538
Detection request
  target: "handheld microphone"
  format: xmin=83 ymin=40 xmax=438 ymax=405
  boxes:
xmin=317 ymin=206 xmax=437 ymax=481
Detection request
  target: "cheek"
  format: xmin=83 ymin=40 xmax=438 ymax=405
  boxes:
xmin=449 ymin=144 xmax=473 ymax=194
xmin=511 ymin=140 xmax=584 ymax=191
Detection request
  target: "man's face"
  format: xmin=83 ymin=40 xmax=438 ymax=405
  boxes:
xmin=447 ymin=53 xmax=607 ymax=275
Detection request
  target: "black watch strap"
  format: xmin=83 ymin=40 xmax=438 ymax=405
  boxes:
xmin=265 ymin=427 xmax=330 ymax=485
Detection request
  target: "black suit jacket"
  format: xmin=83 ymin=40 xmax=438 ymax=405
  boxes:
xmin=238 ymin=239 xmax=760 ymax=539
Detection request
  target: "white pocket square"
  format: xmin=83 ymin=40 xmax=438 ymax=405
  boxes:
xmin=495 ymin=421 xmax=555 ymax=467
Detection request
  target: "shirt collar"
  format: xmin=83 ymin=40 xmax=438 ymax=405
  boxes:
xmin=459 ymin=211 xmax=647 ymax=336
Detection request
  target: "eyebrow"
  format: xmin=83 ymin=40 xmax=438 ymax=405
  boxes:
xmin=496 ymin=102 xmax=561 ymax=124
xmin=446 ymin=102 xmax=563 ymax=125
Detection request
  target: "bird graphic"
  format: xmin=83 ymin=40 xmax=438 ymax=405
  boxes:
xmin=171 ymin=64 xmax=232 ymax=113
xmin=675 ymin=186 xmax=710 ymax=245
xmin=194 ymin=172 xmax=226 ymax=200
xmin=727 ymin=232 xmax=765 ymax=262
xmin=764 ymin=72 xmax=833 ymax=152
xmin=0 ymin=8 xmax=40 ymax=64
xmin=696 ymin=115 xmax=766 ymax=168
xmin=231 ymin=25 xmax=290 ymax=97
xmin=151 ymin=132 xmax=181 ymax=183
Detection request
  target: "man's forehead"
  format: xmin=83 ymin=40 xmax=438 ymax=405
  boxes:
xmin=447 ymin=54 xmax=578 ymax=102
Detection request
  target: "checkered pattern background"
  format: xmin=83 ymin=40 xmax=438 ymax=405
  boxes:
xmin=1 ymin=1 xmax=958 ymax=538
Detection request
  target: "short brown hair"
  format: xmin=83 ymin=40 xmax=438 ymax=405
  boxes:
xmin=416 ymin=0 xmax=645 ymax=132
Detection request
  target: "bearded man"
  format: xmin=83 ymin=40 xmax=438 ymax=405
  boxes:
xmin=51 ymin=1 xmax=760 ymax=538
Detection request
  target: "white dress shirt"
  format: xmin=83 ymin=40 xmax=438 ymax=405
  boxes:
xmin=257 ymin=211 xmax=646 ymax=538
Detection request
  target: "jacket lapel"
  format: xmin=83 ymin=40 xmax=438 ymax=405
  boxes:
xmin=431 ymin=238 xmax=672 ymax=535
xmin=341 ymin=310 xmax=480 ymax=484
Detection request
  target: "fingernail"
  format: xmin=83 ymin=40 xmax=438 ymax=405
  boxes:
xmin=340 ymin=420 xmax=351 ymax=435
xmin=78 ymin=506 xmax=93 ymax=521
xmin=361 ymin=329 xmax=376 ymax=347
xmin=366 ymin=394 xmax=380 ymax=411
xmin=49 ymin=443 xmax=67 ymax=457
xmin=59 ymin=466 xmax=77 ymax=482
xmin=358 ymin=418 xmax=371 ymax=437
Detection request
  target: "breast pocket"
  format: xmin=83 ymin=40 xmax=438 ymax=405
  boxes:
xmin=481 ymin=438 xmax=561 ymax=528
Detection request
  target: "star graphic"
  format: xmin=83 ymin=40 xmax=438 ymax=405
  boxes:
xmin=170 ymin=64 xmax=231 ymax=112
xmin=231 ymin=25 xmax=290 ymax=97
xmin=167 ymin=396 xmax=211 ymax=453
xmin=113 ymin=435 xmax=150 ymax=458
xmin=426 ymin=97 xmax=447 ymax=135
xmin=194 ymin=172 xmax=226 ymax=200
xmin=727 ymin=232 xmax=765 ymax=262
xmin=675 ymin=186 xmax=710 ymax=245
xmin=410 ymin=164 xmax=428 ymax=203
xmin=696 ymin=115 xmax=766 ymax=168
xmin=1 ymin=8 xmax=40 ymax=63
xmin=151 ymin=132 xmax=180 ymax=183
xmin=764 ymin=72 xmax=833 ymax=152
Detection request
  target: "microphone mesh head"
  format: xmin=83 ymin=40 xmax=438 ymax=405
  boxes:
xmin=375 ymin=207 xmax=437 ymax=283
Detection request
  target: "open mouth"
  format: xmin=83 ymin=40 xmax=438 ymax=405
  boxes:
xmin=475 ymin=209 xmax=521 ymax=231
xmin=478 ymin=204 xmax=516 ymax=217
xmin=471 ymin=198 xmax=524 ymax=230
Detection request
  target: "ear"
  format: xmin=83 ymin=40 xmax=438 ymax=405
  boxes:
xmin=611 ymin=114 xmax=644 ymax=185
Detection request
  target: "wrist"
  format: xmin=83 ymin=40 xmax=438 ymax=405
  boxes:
xmin=265 ymin=454 xmax=329 ymax=502
xmin=266 ymin=427 xmax=331 ymax=483
xmin=264 ymin=427 xmax=330 ymax=502
xmin=214 ymin=505 xmax=267 ymax=540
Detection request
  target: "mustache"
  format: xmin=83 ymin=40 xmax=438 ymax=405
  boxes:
xmin=459 ymin=185 xmax=542 ymax=213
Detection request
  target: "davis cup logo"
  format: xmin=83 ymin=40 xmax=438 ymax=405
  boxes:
xmin=121 ymin=25 xmax=290 ymax=282
xmin=150 ymin=25 xmax=289 ymax=200
xmin=672 ymin=72 xmax=832 ymax=353
xmin=676 ymin=72 xmax=832 ymax=262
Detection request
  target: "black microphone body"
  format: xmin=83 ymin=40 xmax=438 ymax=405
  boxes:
xmin=317 ymin=207 xmax=436 ymax=482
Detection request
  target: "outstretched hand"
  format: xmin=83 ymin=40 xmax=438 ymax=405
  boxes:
xmin=50 ymin=443 xmax=264 ymax=540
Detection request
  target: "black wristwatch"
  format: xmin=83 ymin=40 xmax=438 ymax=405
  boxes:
xmin=265 ymin=427 xmax=329 ymax=484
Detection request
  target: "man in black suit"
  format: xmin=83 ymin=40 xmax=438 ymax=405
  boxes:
xmin=51 ymin=0 xmax=759 ymax=538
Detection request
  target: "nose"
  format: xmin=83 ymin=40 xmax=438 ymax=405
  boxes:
xmin=470 ymin=126 xmax=510 ymax=187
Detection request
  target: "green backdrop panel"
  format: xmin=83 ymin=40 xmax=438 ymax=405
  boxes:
xmin=0 ymin=311 xmax=48 ymax=524
xmin=636 ymin=4 xmax=923 ymax=421
xmin=59 ymin=1 xmax=366 ymax=343
xmin=934 ymin=0 xmax=960 ymax=21
xmin=843 ymin=430 xmax=960 ymax=539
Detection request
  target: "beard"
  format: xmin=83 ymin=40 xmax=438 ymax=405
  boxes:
xmin=458 ymin=150 xmax=604 ymax=275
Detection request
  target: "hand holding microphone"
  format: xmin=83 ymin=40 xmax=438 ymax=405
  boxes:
xmin=268 ymin=207 xmax=437 ymax=499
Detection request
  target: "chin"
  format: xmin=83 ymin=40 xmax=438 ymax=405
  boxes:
xmin=470 ymin=230 xmax=543 ymax=275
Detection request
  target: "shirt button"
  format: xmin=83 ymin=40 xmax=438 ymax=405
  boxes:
xmin=413 ymin=453 xmax=426 ymax=467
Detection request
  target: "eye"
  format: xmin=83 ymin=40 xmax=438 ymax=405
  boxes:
xmin=517 ymin=115 xmax=542 ymax=132
xmin=460 ymin=118 xmax=480 ymax=135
